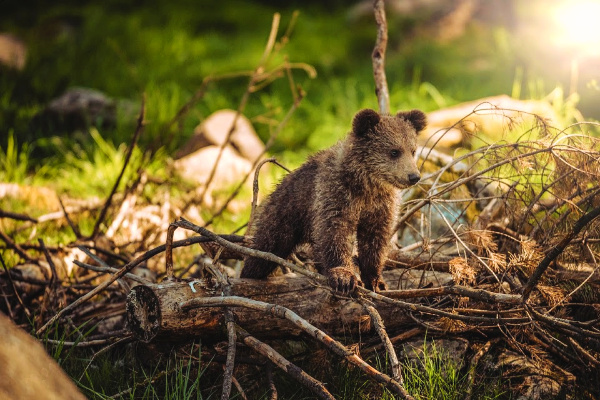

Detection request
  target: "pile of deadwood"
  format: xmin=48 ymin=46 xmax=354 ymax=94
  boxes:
xmin=1 ymin=106 xmax=600 ymax=399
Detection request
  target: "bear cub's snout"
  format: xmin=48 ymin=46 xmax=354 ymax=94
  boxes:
xmin=408 ymin=173 xmax=420 ymax=185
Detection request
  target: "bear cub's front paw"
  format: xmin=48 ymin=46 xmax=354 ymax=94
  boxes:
xmin=327 ymin=267 xmax=363 ymax=294
xmin=364 ymin=276 xmax=388 ymax=292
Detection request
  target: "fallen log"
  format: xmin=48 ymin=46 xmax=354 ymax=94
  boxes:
xmin=126 ymin=269 xmax=452 ymax=342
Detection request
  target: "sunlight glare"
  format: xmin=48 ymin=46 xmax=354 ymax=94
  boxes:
xmin=554 ymin=0 xmax=600 ymax=51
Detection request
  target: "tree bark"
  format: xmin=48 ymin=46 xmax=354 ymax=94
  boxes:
xmin=126 ymin=269 xmax=452 ymax=342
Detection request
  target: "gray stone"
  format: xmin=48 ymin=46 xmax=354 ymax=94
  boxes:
xmin=0 ymin=33 xmax=26 ymax=70
xmin=495 ymin=350 xmax=567 ymax=400
xmin=174 ymin=145 xmax=253 ymax=188
xmin=177 ymin=109 xmax=265 ymax=161
xmin=422 ymin=95 xmax=559 ymax=149
xmin=32 ymin=87 xmax=117 ymax=133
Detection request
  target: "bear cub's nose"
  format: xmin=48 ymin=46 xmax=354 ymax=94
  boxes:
xmin=408 ymin=173 xmax=421 ymax=185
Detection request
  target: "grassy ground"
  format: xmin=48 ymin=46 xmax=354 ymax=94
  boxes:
xmin=45 ymin=333 xmax=509 ymax=399
xmin=1 ymin=0 xmax=521 ymax=162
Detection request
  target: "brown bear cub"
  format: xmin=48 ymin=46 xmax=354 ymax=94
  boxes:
xmin=241 ymin=108 xmax=426 ymax=293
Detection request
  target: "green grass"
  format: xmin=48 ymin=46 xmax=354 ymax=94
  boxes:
xmin=43 ymin=330 xmax=215 ymax=400
xmin=39 ymin=327 xmax=513 ymax=400
xmin=40 ymin=335 xmax=571 ymax=400
xmin=75 ymin=349 xmax=211 ymax=399
xmin=3 ymin=0 xmax=588 ymax=208
xmin=401 ymin=339 xmax=506 ymax=400
xmin=0 ymin=0 xmax=522 ymax=159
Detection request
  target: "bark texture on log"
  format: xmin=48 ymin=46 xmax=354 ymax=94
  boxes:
xmin=126 ymin=269 xmax=452 ymax=342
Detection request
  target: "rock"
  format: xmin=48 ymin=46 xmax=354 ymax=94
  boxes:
xmin=173 ymin=145 xmax=253 ymax=188
xmin=348 ymin=0 xmax=516 ymax=40
xmin=0 ymin=183 xmax=60 ymax=211
xmin=419 ymin=126 xmax=463 ymax=148
xmin=0 ymin=312 xmax=86 ymax=400
xmin=8 ymin=264 xmax=47 ymax=298
xmin=422 ymin=95 xmax=559 ymax=148
xmin=387 ymin=268 xmax=454 ymax=289
xmin=349 ymin=0 xmax=456 ymax=23
xmin=0 ymin=33 xmax=27 ymax=70
xmin=31 ymin=87 xmax=117 ymax=133
xmin=176 ymin=109 xmax=265 ymax=161
xmin=517 ymin=376 xmax=561 ymax=400
xmin=94 ymin=315 xmax=125 ymax=335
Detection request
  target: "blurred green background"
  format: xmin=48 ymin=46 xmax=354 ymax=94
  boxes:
xmin=1 ymin=0 xmax=599 ymax=182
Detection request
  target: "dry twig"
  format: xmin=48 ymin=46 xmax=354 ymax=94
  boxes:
xmin=360 ymin=300 xmax=406 ymax=389
xmin=0 ymin=209 xmax=37 ymax=223
xmin=236 ymin=325 xmax=335 ymax=400
xmin=91 ymin=95 xmax=146 ymax=239
xmin=522 ymin=204 xmax=600 ymax=302
xmin=372 ymin=0 xmax=390 ymax=113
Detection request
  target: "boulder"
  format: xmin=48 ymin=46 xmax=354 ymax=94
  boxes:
xmin=495 ymin=350 xmax=568 ymax=400
xmin=0 ymin=33 xmax=26 ymax=70
xmin=176 ymin=109 xmax=265 ymax=161
xmin=421 ymin=95 xmax=559 ymax=148
xmin=31 ymin=88 xmax=117 ymax=133
xmin=0 ymin=183 xmax=60 ymax=211
xmin=173 ymin=145 xmax=253 ymax=194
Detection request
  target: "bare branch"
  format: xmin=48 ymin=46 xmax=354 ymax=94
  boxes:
xmin=372 ymin=0 xmax=390 ymax=113
xmin=236 ymin=325 xmax=335 ymax=400
xmin=0 ymin=209 xmax=37 ymax=223
xmin=522 ymin=204 xmax=600 ymax=302
xmin=0 ymin=228 xmax=34 ymax=263
xmin=36 ymin=233 xmax=243 ymax=335
xmin=360 ymin=300 xmax=405 ymax=387
xmin=91 ymin=95 xmax=146 ymax=238
xmin=181 ymin=296 xmax=412 ymax=399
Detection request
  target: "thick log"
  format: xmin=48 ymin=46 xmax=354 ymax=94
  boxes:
xmin=126 ymin=269 xmax=452 ymax=342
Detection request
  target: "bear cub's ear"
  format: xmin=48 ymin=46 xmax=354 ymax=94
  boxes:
xmin=396 ymin=109 xmax=427 ymax=133
xmin=353 ymin=109 xmax=381 ymax=136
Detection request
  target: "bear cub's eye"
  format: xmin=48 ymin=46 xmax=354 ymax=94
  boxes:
xmin=390 ymin=149 xmax=402 ymax=158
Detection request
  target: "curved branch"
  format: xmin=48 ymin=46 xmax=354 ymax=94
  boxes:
xmin=236 ymin=325 xmax=335 ymax=400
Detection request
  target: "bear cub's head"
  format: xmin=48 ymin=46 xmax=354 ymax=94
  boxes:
xmin=350 ymin=108 xmax=426 ymax=189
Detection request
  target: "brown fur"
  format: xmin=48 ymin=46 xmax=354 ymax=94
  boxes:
xmin=241 ymin=108 xmax=427 ymax=292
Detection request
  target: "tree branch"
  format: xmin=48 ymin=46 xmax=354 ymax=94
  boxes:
xmin=372 ymin=0 xmax=390 ymax=113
